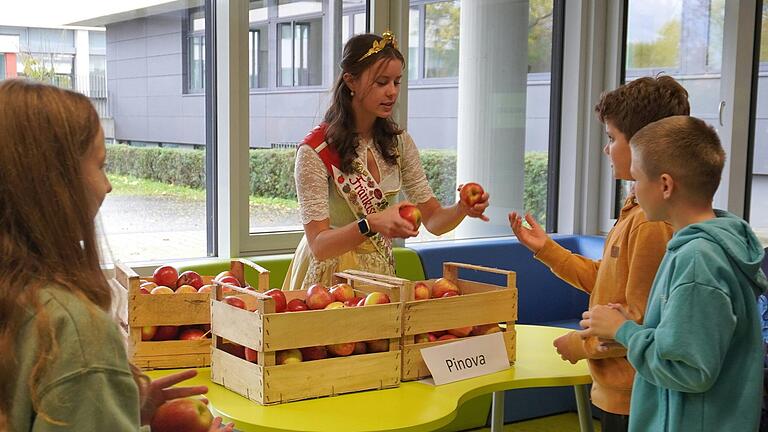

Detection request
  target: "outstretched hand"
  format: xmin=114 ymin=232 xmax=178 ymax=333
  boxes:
xmin=508 ymin=212 xmax=548 ymax=253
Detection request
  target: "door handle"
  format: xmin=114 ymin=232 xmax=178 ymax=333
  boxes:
xmin=718 ymin=100 xmax=726 ymax=126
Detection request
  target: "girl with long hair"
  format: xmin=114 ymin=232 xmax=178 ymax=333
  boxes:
xmin=283 ymin=32 xmax=490 ymax=290
xmin=0 ymin=79 xmax=232 ymax=431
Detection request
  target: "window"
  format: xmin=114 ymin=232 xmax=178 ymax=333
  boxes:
xmin=185 ymin=9 xmax=205 ymax=93
xmin=277 ymin=20 xmax=322 ymax=87
xmin=406 ymin=0 xmax=559 ymax=241
xmin=18 ymin=52 xmax=75 ymax=88
xmin=749 ymin=3 xmax=768 ymax=241
xmin=278 ymin=0 xmax=322 ymax=17
xmin=249 ymin=29 xmax=267 ymax=88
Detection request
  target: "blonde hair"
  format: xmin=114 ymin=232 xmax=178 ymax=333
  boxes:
xmin=0 ymin=79 xmax=146 ymax=426
xmin=630 ymin=115 xmax=725 ymax=202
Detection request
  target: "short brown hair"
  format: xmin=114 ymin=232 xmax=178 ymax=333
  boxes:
xmin=595 ymin=76 xmax=690 ymax=139
xmin=630 ymin=116 xmax=725 ymax=202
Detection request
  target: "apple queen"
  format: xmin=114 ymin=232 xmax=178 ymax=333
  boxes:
xmin=283 ymin=32 xmax=490 ymax=291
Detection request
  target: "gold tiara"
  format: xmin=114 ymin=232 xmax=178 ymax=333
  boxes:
xmin=357 ymin=31 xmax=398 ymax=62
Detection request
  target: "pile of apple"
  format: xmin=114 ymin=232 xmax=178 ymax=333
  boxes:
xmin=218 ymin=282 xmax=393 ymax=365
xmin=410 ymin=277 xmax=502 ymax=342
xmin=137 ymin=266 xmax=245 ymax=342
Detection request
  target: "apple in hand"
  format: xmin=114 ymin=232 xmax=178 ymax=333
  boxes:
xmin=150 ymin=397 xmax=213 ymax=432
xmin=432 ymin=278 xmax=459 ymax=298
xmin=153 ymin=266 xmax=179 ymax=289
xmin=263 ymin=288 xmax=287 ymax=313
xmin=177 ymin=270 xmax=204 ymax=289
xmin=399 ymin=204 xmax=422 ymax=230
xmin=276 ymin=349 xmax=303 ymax=364
xmin=329 ymin=283 xmax=355 ymax=303
xmin=413 ymin=281 xmax=431 ymax=300
xmin=287 ymin=298 xmax=309 ymax=312
xmin=363 ymin=292 xmax=391 ymax=305
xmin=459 ymin=182 xmax=485 ymax=207
xmin=306 ymin=284 xmax=334 ymax=310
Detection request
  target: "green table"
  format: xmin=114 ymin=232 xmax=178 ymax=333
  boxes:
xmin=147 ymin=325 xmax=594 ymax=432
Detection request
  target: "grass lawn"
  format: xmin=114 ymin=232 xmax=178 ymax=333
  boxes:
xmin=108 ymin=174 xmax=299 ymax=209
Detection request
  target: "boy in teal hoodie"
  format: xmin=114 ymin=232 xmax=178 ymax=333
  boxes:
xmin=579 ymin=115 xmax=767 ymax=432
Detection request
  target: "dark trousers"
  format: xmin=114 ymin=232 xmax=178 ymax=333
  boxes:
xmin=601 ymin=411 xmax=629 ymax=432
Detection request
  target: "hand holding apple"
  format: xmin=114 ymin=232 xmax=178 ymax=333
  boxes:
xmin=150 ymin=397 xmax=212 ymax=432
xmin=140 ymin=369 xmax=208 ymax=426
xmin=367 ymin=202 xmax=419 ymax=239
xmin=398 ymin=204 xmax=422 ymax=231
xmin=458 ymin=183 xmax=490 ymax=221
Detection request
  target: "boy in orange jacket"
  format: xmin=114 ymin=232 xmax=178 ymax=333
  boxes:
xmin=508 ymin=76 xmax=688 ymax=432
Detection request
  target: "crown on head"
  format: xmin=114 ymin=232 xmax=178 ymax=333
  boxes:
xmin=357 ymin=31 xmax=398 ymax=62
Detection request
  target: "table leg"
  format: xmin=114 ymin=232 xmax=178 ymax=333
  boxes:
xmin=490 ymin=391 xmax=505 ymax=432
xmin=573 ymin=384 xmax=594 ymax=432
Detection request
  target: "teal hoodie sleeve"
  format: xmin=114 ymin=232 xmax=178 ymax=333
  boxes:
xmin=616 ymin=281 xmax=736 ymax=393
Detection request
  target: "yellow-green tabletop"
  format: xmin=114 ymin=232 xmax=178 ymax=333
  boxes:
xmin=147 ymin=324 xmax=592 ymax=432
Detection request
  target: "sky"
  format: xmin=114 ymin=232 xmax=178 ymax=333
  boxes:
xmin=626 ymin=0 xmax=683 ymax=43
xmin=0 ymin=1 xmax=175 ymax=28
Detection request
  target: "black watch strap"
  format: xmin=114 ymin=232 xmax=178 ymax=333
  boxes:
xmin=357 ymin=217 xmax=376 ymax=237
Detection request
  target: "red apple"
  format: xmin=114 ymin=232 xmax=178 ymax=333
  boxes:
xmin=399 ymin=204 xmax=422 ymax=230
xmin=139 ymin=287 xmax=151 ymax=295
xmin=153 ymin=326 xmax=179 ymax=341
xmin=140 ymin=281 xmax=157 ymax=291
xmin=356 ymin=297 xmax=366 ymax=307
xmin=327 ymin=342 xmax=355 ymax=357
xmin=141 ymin=326 xmax=157 ymax=341
xmin=197 ymin=284 xmax=214 ymax=293
xmin=245 ymin=347 xmax=259 ymax=362
xmin=151 ymin=286 xmax=174 ymax=295
xmin=153 ymin=266 xmax=179 ymax=290
xmin=218 ymin=275 xmax=241 ymax=287
xmin=179 ymin=328 xmax=206 ymax=340
xmin=276 ymin=349 xmax=303 ymax=364
xmin=175 ymin=284 xmax=198 ymax=294
xmin=220 ymin=342 xmax=245 ymax=359
xmin=353 ymin=342 xmax=368 ymax=355
xmin=329 ymin=283 xmax=355 ymax=303
xmin=441 ymin=291 xmax=459 ymax=298
xmin=427 ymin=333 xmax=439 ymax=342
xmin=365 ymin=339 xmax=389 ymax=353
xmin=214 ymin=270 xmax=234 ymax=281
xmin=432 ymin=278 xmax=459 ymax=298
xmin=344 ymin=296 xmax=364 ymax=307
xmin=286 ymin=298 xmax=309 ymax=312
xmin=223 ymin=296 xmax=246 ymax=310
xmin=459 ymin=182 xmax=485 ymax=207
xmin=264 ymin=288 xmax=287 ymax=313
xmin=471 ymin=323 xmax=502 ymax=336
xmin=437 ymin=334 xmax=459 ymax=341
xmin=177 ymin=270 xmax=204 ymax=289
xmin=306 ymin=284 xmax=334 ymax=310
xmin=363 ymin=292 xmax=391 ymax=305
xmin=413 ymin=281 xmax=431 ymax=300
xmin=150 ymin=397 xmax=212 ymax=432
xmin=300 ymin=345 xmax=328 ymax=361
xmin=447 ymin=326 xmax=473 ymax=337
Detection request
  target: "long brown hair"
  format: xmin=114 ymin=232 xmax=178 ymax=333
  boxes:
xmin=324 ymin=33 xmax=405 ymax=173
xmin=0 ymin=79 xmax=126 ymax=426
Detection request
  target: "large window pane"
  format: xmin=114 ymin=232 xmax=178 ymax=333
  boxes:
xmin=617 ymin=0 xmax=725 ymax=214
xmin=407 ymin=0 xmax=556 ymax=241
xmin=749 ymin=4 xmax=768 ymax=243
xmin=278 ymin=0 xmax=322 ymax=18
xmin=0 ymin=4 xmax=214 ymax=262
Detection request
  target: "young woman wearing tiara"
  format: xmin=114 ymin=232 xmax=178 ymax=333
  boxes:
xmin=283 ymin=32 xmax=490 ymax=290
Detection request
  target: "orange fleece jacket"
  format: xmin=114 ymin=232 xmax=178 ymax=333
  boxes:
xmin=534 ymin=195 xmax=673 ymax=415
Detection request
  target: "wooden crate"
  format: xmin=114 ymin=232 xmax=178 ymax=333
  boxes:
xmin=335 ymin=262 xmax=517 ymax=381
xmin=209 ymin=273 xmax=402 ymax=405
xmin=114 ymin=259 xmax=266 ymax=370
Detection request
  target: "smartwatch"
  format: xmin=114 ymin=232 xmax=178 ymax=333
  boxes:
xmin=357 ymin=217 xmax=376 ymax=237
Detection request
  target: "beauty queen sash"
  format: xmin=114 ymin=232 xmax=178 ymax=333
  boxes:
xmin=302 ymin=124 xmax=395 ymax=268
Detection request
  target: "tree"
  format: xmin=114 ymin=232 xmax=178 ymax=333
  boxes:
xmin=627 ymin=19 xmax=681 ymax=69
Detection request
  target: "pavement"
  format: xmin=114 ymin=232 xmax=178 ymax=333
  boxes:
xmin=97 ymin=195 xmax=301 ymax=263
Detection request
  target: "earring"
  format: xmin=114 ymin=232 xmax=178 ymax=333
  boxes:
xmin=350 ymin=90 xmax=355 ymax=97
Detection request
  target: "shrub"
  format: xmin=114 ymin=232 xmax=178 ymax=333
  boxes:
xmin=105 ymin=145 xmax=548 ymax=224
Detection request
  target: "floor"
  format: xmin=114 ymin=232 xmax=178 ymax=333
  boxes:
xmin=469 ymin=413 xmax=601 ymax=432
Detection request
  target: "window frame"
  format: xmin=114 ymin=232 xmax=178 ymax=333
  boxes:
xmin=184 ymin=8 xmax=207 ymax=94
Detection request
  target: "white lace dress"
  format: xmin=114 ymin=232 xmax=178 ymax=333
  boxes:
xmin=282 ymin=131 xmax=434 ymax=290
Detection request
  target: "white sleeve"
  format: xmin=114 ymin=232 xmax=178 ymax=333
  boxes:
xmin=295 ymin=145 xmax=331 ymax=224
xmin=400 ymin=132 xmax=436 ymax=205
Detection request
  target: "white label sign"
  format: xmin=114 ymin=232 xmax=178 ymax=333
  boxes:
xmin=420 ymin=332 xmax=510 ymax=385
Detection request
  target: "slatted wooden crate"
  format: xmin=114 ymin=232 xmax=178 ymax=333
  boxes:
xmin=210 ymin=268 xmax=402 ymax=405
xmin=335 ymin=262 xmax=517 ymax=381
xmin=114 ymin=259 xmax=264 ymax=370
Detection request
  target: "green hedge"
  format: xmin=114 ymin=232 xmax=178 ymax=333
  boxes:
xmin=106 ymin=144 xmax=547 ymax=223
